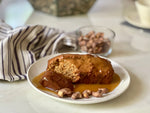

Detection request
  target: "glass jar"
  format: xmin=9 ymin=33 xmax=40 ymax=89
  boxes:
xmin=76 ymin=25 xmax=115 ymax=56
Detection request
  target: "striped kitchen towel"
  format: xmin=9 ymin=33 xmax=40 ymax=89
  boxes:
xmin=0 ymin=20 xmax=65 ymax=81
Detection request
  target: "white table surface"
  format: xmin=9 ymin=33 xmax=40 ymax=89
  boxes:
xmin=1 ymin=0 xmax=150 ymax=113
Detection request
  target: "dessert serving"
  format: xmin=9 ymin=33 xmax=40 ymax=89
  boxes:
xmin=32 ymin=54 xmax=121 ymax=100
xmin=28 ymin=52 xmax=130 ymax=104
xmin=46 ymin=54 xmax=114 ymax=84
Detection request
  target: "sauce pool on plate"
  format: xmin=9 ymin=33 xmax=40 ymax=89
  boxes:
xmin=32 ymin=72 xmax=120 ymax=94
xmin=74 ymin=73 xmax=120 ymax=93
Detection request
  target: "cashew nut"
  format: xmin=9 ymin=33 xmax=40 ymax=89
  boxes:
xmin=92 ymin=91 xmax=102 ymax=97
xmin=98 ymin=88 xmax=109 ymax=94
xmin=82 ymin=89 xmax=92 ymax=98
xmin=71 ymin=92 xmax=82 ymax=99
xmin=57 ymin=88 xmax=72 ymax=98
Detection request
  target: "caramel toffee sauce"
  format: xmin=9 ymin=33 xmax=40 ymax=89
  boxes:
xmin=32 ymin=72 xmax=120 ymax=94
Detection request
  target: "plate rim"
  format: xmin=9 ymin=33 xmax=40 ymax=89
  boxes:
xmin=27 ymin=52 xmax=130 ymax=104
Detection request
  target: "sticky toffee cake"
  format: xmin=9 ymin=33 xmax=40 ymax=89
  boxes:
xmin=46 ymin=54 xmax=114 ymax=85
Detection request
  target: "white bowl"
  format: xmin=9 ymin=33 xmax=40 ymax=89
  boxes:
xmin=135 ymin=0 xmax=150 ymax=26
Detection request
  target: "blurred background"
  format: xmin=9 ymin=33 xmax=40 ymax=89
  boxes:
xmin=0 ymin=0 xmax=127 ymax=28
xmin=0 ymin=0 xmax=33 ymax=28
xmin=0 ymin=0 xmax=150 ymax=52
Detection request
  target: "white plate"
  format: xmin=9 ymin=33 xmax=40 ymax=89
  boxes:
xmin=27 ymin=53 xmax=130 ymax=104
xmin=124 ymin=7 xmax=150 ymax=29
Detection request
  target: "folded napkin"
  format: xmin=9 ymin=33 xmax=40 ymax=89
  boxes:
xmin=0 ymin=20 xmax=66 ymax=82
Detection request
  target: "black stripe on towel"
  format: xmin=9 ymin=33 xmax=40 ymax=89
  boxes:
xmin=13 ymin=26 xmax=33 ymax=78
xmin=44 ymin=33 xmax=62 ymax=56
xmin=1 ymin=41 xmax=5 ymax=80
xmin=8 ymin=37 xmax=14 ymax=81
xmin=26 ymin=27 xmax=46 ymax=63
xmin=12 ymin=61 xmax=22 ymax=80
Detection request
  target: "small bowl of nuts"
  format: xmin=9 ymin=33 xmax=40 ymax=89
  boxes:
xmin=76 ymin=26 xmax=115 ymax=56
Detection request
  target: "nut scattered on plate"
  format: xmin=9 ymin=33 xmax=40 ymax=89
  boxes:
xmin=57 ymin=88 xmax=109 ymax=99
